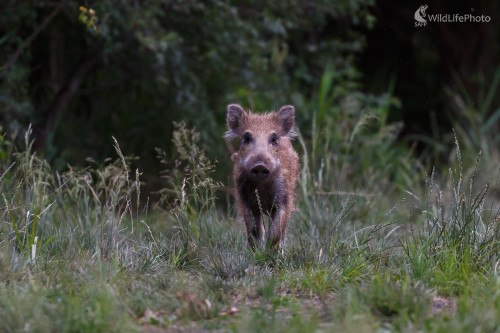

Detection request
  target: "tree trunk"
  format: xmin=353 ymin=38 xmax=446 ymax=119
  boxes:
xmin=33 ymin=54 xmax=98 ymax=151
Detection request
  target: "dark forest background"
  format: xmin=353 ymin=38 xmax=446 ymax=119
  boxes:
xmin=1 ymin=0 xmax=499 ymax=196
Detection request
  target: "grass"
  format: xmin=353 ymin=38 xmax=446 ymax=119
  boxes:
xmin=1 ymin=98 xmax=500 ymax=332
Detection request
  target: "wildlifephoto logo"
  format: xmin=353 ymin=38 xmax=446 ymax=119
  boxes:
xmin=414 ymin=4 xmax=428 ymax=27
xmin=414 ymin=4 xmax=491 ymax=27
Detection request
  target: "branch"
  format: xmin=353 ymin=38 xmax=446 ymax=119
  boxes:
xmin=34 ymin=54 xmax=98 ymax=151
xmin=0 ymin=2 xmax=64 ymax=79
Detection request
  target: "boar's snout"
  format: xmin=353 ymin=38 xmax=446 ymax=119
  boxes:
xmin=250 ymin=162 xmax=270 ymax=181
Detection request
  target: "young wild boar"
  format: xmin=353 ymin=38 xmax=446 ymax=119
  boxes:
xmin=224 ymin=104 xmax=300 ymax=249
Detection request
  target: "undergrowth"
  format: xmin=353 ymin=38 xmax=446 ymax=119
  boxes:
xmin=0 ymin=102 xmax=499 ymax=332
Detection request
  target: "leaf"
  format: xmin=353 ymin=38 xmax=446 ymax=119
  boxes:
xmin=139 ymin=308 xmax=168 ymax=325
xmin=4 ymin=197 xmax=23 ymax=252
xmin=176 ymin=292 xmax=212 ymax=319
xmin=43 ymin=236 xmax=55 ymax=248
xmin=30 ymin=208 xmax=38 ymax=247
xmin=219 ymin=307 xmax=239 ymax=316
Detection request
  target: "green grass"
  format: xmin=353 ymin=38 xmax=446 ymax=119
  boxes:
xmin=1 ymin=106 xmax=500 ymax=332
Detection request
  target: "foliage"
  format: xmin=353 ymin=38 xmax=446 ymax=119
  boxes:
xmin=0 ymin=101 xmax=499 ymax=330
xmin=0 ymin=0 xmax=375 ymax=181
xmin=1 ymin=1 xmax=500 ymax=331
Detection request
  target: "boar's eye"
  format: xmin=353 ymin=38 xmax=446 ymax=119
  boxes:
xmin=269 ymin=133 xmax=279 ymax=147
xmin=242 ymin=132 xmax=253 ymax=145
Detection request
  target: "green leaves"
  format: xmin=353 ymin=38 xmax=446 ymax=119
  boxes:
xmin=4 ymin=202 xmax=54 ymax=261
xmin=78 ymin=6 xmax=99 ymax=33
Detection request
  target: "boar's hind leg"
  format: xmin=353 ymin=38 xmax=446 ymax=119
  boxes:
xmin=243 ymin=208 xmax=265 ymax=249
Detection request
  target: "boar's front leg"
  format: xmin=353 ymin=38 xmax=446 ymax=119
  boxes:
xmin=243 ymin=207 xmax=265 ymax=249
xmin=267 ymin=208 xmax=290 ymax=249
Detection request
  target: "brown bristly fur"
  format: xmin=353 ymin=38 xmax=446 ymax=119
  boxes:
xmin=225 ymin=104 xmax=300 ymax=249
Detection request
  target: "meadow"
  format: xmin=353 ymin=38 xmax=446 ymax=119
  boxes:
xmin=1 ymin=79 xmax=500 ymax=332
xmin=1 ymin=3 xmax=500 ymax=330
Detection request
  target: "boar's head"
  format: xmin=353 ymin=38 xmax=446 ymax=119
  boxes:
xmin=225 ymin=104 xmax=296 ymax=183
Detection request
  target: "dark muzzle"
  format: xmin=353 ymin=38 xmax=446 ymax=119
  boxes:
xmin=250 ymin=163 xmax=270 ymax=181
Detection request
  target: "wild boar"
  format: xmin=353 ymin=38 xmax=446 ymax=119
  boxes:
xmin=224 ymin=104 xmax=300 ymax=249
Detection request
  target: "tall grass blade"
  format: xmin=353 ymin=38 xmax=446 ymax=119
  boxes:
xmin=30 ymin=208 xmax=38 ymax=247
xmin=4 ymin=196 xmax=23 ymax=252
xmin=482 ymin=65 xmax=500 ymax=116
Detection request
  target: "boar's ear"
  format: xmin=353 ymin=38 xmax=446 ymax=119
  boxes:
xmin=224 ymin=104 xmax=246 ymax=139
xmin=277 ymin=105 xmax=297 ymax=138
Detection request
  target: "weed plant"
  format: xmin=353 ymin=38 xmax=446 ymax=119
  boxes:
xmin=0 ymin=86 xmax=500 ymax=331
